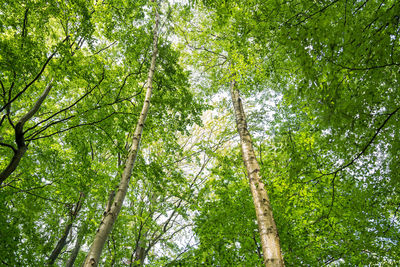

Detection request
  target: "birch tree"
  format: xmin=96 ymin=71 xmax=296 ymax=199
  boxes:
xmin=83 ymin=1 xmax=160 ymax=265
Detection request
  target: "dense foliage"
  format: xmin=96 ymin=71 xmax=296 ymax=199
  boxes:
xmin=1 ymin=0 xmax=399 ymax=266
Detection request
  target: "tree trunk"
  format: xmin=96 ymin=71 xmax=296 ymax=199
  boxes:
xmin=47 ymin=192 xmax=84 ymax=265
xmin=230 ymin=79 xmax=284 ymax=267
xmin=83 ymin=4 xmax=159 ymax=266
xmin=130 ymin=191 xmax=158 ymax=266
xmin=65 ymin=233 xmax=82 ymax=267
xmin=0 ymin=80 xmax=53 ymax=185
xmin=131 ymin=238 xmax=146 ymax=267
xmin=65 ymin=222 xmax=87 ymax=267
xmin=47 ymin=222 xmax=73 ymax=265
xmin=0 ymin=146 xmax=27 ymax=184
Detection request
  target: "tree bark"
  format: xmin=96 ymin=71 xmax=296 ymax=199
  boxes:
xmin=47 ymin=192 xmax=84 ymax=265
xmin=131 ymin=238 xmax=146 ymax=267
xmin=83 ymin=4 xmax=159 ymax=266
xmin=0 ymin=80 xmax=53 ymax=185
xmin=47 ymin=223 xmax=73 ymax=266
xmin=65 ymin=223 xmax=86 ymax=267
xmin=230 ymin=79 xmax=284 ymax=267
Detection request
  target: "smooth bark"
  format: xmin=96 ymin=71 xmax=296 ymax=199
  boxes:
xmin=230 ymin=80 xmax=284 ymax=267
xmin=65 ymin=223 xmax=86 ymax=267
xmin=131 ymin=238 xmax=146 ymax=267
xmin=0 ymin=80 xmax=53 ymax=185
xmin=47 ymin=192 xmax=84 ymax=265
xmin=47 ymin=223 xmax=73 ymax=265
xmin=83 ymin=4 xmax=159 ymax=266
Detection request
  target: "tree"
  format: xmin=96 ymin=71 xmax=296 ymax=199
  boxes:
xmin=175 ymin=3 xmax=285 ymax=265
xmin=1 ymin=0 xmax=400 ymax=266
xmin=83 ymin=1 xmax=160 ymax=265
xmin=230 ymin=79 xmax=284 ymax=266
xmin=0 ymin=0 xmax=107 ymax=185
xmin=173 ymin=0 xmax=400 ymax=265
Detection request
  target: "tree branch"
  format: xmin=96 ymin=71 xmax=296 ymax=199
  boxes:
xmin=0 ymin=142 xmax=17 ymax=153
xmin=24 ymin=72 xmax=105 ymax=134
xmin=0 ymin=37 xmax=68 ymax=114
xmin=92 ymin=41 xmax=117 ymax=56
xmin=323 ymin=106 xmax=400 ymax=177
xmin=26 ymin=112 xmax=117 ymax=142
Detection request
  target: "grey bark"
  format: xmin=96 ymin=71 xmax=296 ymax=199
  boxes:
xmin=65 ymin=223 xmax=86 ymax=267
xmin=131 ymin=238 xmax=146 ymax=267
xmin=230 ymin=80 xmax=284 ymax=267
xmin=47 ymin=192 xmax=84 ymax=265
xmin=47 ymin=223 xmax=73 ymax=266
xmin=83 ymin=4 xmax=159 ymax=266
xmin=0 ymin=80 xmax=53 ymax=185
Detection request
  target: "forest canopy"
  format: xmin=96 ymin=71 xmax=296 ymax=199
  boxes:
xmin=0 ymin=0 xmax=399 ymax=266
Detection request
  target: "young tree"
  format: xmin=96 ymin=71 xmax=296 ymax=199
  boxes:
xmin=230 ymin=79 xmax=284 ymax=266
xmin=83 ymin=2 xmax=160 ymax=265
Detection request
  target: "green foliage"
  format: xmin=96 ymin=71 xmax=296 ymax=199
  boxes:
xmin=1 ymin=0 xmax=399 ymax=266
xmin=187 ymin=150 xmax=264 ymax=266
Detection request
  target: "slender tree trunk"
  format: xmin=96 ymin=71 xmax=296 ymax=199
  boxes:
xmin=0 ymin=80 xmax=53 ymax=185
xmin=130 ymin=192 xmax=157 ymax=267
xmin=47 ymin=192 xmax=84 ymax=265
xmin=47 ymin=223 xmax=73 ymax=265
xmin=131 ymin=238 xmax=146 ymax=267
xmin=65 ymin=226 xmax=85 ymax=267
xmin=83 ymin=4 xmax=159 ymax=266
xmin=230 ymin=79 xmax=284 ymax=267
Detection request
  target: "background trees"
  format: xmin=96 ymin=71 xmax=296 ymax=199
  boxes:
xmin=1 ymin=0 xmax=399 ymax=266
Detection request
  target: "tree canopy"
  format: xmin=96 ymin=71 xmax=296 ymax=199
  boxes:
xmin=1 ymin=0 xmax=399 ymax=266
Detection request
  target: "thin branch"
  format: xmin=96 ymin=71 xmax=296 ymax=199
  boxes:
xmin=323 ymin=106 xmax=400 ymax=176
xmin=175 ymin=23 xmax=226 ymax=59
xmin=0 ymin=79 xmax=5 ymax=97
xmin=0 ymin=115 xmax=5 ymax=127
xmin=26 ymin=92 xmax=133 ymax=140
xmin=353 ymin=0 xmax=370 ymax=14
xmin=26 ymin=115 xmax=75 ymax=140
xmin=0 ymin=36 xmax=68 ymax=114
xmin=0 ymin=173 xmax=22 ymax=188
xmin=21 ymin=7 xmax=29 ymax=49
xmin=24 ymin=71 xmax=105 ymax=134
xmin=17 ymin=79 xmax=53 ymax=127
xmin=26 ymin=112 xmax=117 ymax=142
xmin=285 ymin=0 xmax=340 ymax=26
xmin=0 ymin=142 xmax=17 ymax=153
xmin=383 ymin=202 xmax=400 ymax=234
xmin=335 ymin=62 xmax=400 ymax=71
xmin=92 ymin=41 xmax=117 ymax=56
xmin=8 ymin=184 xmax=70 ymax=205
xmin=168 ymin=238 xmax=199 ymax=264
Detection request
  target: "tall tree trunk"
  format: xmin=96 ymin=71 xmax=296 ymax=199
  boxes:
xmin=230 ymin=80 xmax=284 ymax=267
xmin=83 ymin=4 xmax=159 ymax=266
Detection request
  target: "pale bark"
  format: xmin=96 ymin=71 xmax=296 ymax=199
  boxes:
xmin=83 ymin=4 xmax=159 ymax=266
xmin=0 ymin=80 xmax=53 ymax=185
xmin=230 ymin=80 xmax=284 ymax=267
